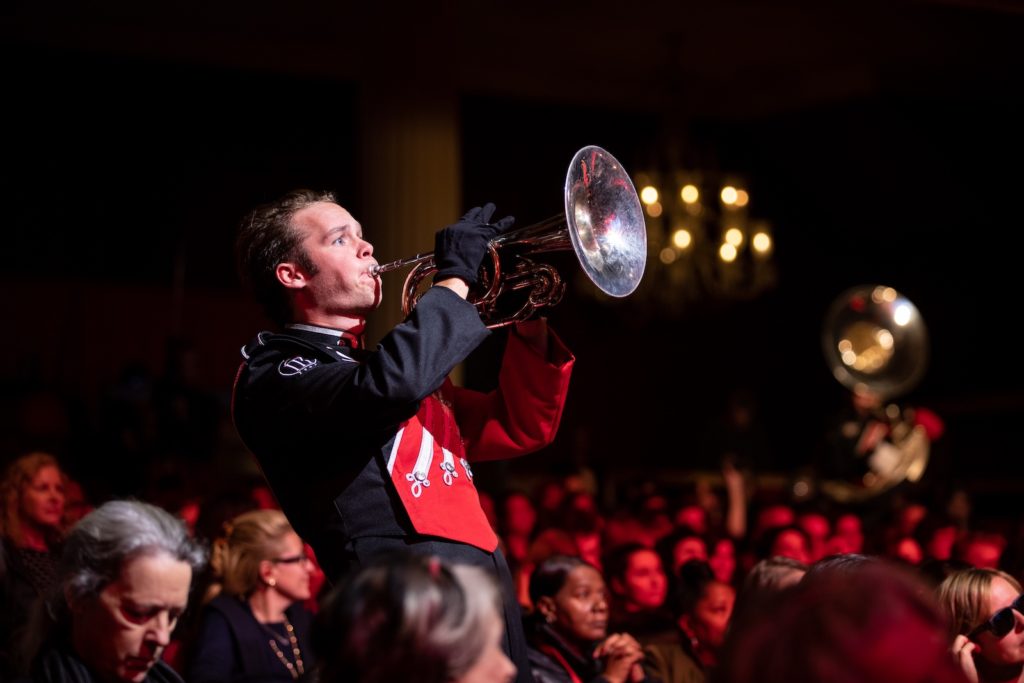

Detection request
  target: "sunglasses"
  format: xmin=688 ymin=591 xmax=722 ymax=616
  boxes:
xmin=968 ymin=594 xmax=1024 ymax=639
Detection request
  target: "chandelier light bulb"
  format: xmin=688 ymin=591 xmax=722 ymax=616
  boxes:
xmin=752 ymin=232 xmax=772 ymax=253
xmin=672 ymin=229 xmax=693 ymax=249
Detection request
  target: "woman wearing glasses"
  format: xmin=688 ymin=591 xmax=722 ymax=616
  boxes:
xmin=938 ymin=568 xmax=1024 ymax=683
xmin=187 ymin=509 xmax=316 ymax=683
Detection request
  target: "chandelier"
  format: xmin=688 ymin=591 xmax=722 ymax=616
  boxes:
xmin=625 ymin=168 xmax=778 ymax=311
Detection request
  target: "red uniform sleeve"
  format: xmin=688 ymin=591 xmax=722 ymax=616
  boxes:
xmin=450 ymin=321 xmax=574 ymax=462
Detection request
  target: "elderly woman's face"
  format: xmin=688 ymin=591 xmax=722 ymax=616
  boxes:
xmin=72 ymin=552 xmax=192 ymax=683
xmin=974 ymin=577 xmax=1024 ymax=667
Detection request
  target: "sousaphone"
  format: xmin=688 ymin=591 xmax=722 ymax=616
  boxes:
xmin=820 ymin=284 xmax=931 ymax=502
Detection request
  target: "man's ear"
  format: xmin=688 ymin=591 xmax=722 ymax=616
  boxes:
xmin=276 ymin=262 xmax=307 ymax=290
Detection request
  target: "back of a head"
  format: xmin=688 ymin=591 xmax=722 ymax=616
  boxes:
xmin=730 ymin=556 xmax=807 ymax=629
xmin=715 ymin=560 xmax=967 ymax=683
xmin=312 ymin=552 xmax=501 ymax=683
xmin=802 ymin=552 xmax=878 ymax=585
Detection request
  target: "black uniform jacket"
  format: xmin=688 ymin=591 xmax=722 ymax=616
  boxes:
xmin=231 ymin=286 xmax=573 ymax=580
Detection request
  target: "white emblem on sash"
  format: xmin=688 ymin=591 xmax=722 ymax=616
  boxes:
xmin=405 ymin=428 xmax=436 ymax=498
xmin=439 ymin=447 xmax=458 ymax=486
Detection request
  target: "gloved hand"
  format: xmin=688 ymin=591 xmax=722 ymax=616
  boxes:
xmin=432 ymin=202 xmax=515 ymax=285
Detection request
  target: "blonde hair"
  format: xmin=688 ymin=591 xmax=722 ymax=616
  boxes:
xmin=936 ymin=567 xmax=1022 ymax=639
xmin=0 ymin=452 xmax=63 ymax=546
xmin=211 ymin=509 xmax=296 ymax=598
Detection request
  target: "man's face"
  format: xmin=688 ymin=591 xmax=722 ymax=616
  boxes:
xmin=286 ymin=202 xmax=381 ymax=321
xmin=72 ymin=553 xmax=192 ymax=682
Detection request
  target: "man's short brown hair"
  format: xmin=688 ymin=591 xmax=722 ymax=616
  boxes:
xmin=236 ymin=189 xmax=335 ymax=325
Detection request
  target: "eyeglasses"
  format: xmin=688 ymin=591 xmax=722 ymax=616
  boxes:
xmin=271 ymin=552 xmax=311 ymax=565
xmin=968 ymin=594 xmax=1024 ymax=639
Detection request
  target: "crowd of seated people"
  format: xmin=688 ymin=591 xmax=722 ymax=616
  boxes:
xmin=1 ymin=450 xmax=1022 ymax=683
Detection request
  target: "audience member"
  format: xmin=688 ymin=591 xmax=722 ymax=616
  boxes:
xmin=187 ymin=509 xmax=316 ymax=683
xmin=526 ymin=555 xmax=654 ymax=683
xmin=715 ymin=560 xmax=968 ymax=683
xmin=646 ymin=560 xmax=735 ymax=680
xmin=27 ymin=500 xmax=206 ymax=683
xmin=1 ymin=453 xmax=67 ymax=677
xmin=311 ymin=551 xmax=516 ymax=683
xmin=606 ymin=544 xmax=674 ymax=643
xmin=937 ymin=567 xmax=1023 ymax=683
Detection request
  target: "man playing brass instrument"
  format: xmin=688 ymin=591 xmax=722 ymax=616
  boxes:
xmin=231 ymin=190 xmax=574 ymax=682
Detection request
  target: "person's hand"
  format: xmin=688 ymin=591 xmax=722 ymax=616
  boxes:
xmin=951 ymin=634 xmax=979 ymax=683
xmin=433 ymin=203 xmax=515 ymax=286
xmin=593 ymin=633 xmax=645 ymax=683
xmin=722 ymin=458 xmax=744 ymax=493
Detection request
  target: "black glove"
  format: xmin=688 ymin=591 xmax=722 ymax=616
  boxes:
xmin=432 ymin=202 xmax=515 ymax=285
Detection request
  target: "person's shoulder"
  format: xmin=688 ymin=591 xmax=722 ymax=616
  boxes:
xmin=204 ymin=593 xmax=252 ymax=622
xmin=239 ymin=330 xmax=357 ymax=381
xmin=526 ymin=643 xmax=571 ymax=683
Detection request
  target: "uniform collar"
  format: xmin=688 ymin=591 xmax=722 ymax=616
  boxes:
xmin=285 ymin=323 xmax=364 ymax=349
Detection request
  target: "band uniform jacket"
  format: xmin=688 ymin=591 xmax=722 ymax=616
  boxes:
xmin=231 ymin=287 xmax=574 ymax=579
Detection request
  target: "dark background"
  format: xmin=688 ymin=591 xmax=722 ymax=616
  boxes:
xmin=2 ymin=1 xmax=1023 ymax=508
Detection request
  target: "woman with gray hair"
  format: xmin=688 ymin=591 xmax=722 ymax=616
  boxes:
xmin=27 ymin=499 xmax=206 ymax=683
xmin=311 ymin=550 xmax=516 ymax=683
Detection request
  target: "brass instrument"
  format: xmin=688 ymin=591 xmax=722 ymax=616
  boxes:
xmin=372 ymin=145 xmax=647 ymax=328
xmin=820 ymin=285 xmax=931 ymax=502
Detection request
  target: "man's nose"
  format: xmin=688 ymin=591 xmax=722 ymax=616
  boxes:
xmin=360 ymin=240 xmax=374 ymax=258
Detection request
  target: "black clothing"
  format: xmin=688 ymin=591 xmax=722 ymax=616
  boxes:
xmin=1 ymin=539 xmax=60 ymax=679
xmin=187 ymin=594 xmax=315 ymax=683
xmin=232 ymin=287 xmax=573 ymax=683
xmin=526 ymin=621 xmax=660 ymax=683
xmin=232 ymin=287 xmax=490 ymax=580
xmin=28 ymin=642 xmax=183 ymax=683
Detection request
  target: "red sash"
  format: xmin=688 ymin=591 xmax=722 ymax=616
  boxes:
xmin=386 ymin=387 xmax=497 ymax=551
